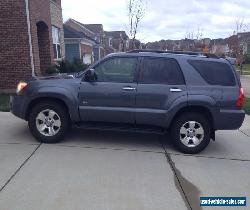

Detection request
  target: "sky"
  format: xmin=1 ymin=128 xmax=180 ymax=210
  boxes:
xmin=61 ymin=0 xmax=250 ymax=43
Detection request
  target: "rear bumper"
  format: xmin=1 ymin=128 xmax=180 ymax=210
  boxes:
xmin=214 ymin=109 xmax=245 ymax=130
xmin=10 ymin=95 xmax=27 ymax=120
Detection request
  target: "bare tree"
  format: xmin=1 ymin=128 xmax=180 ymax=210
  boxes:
xmin=185 ymin=27 xmax=203 ymax=40
xmin=185 ymin=30 xmax=194 ymax=40
xmin=184 ymin=27 xmax=204 ymax=52
xmin=127 ymin=0 xmax=146 ymax=49
xmin=195 ymin=27 xmax=203 ymax=40
xmin=233 ymin=18 xmax=250 ymax=74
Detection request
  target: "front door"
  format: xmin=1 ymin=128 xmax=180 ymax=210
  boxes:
xmin=135 ymin=57 xmax=187 ymax=126
xmin=78 ymin=56 xmax=138 ymax=123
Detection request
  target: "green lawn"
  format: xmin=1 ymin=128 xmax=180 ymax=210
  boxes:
xmin=236 ymin=64 xmax=250 ymax=75
xmin=243 ymin=97 xmax=250 ymax=115
xmin=0 ymin=94 xmax=10 ymax=112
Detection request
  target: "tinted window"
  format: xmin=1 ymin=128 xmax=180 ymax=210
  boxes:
xmin=139 ymin=58 xmax=185 ymax=85
xmin=188 ymin=60 xmax=236 ymax=86
xmin=94 ymin=57 xmax=137 ymax=83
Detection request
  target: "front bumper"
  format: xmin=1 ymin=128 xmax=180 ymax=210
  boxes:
xmin=10 ymin=95 xmax=27 ymax=120
xmin=214 ymin=109 xmax=245 ymax=130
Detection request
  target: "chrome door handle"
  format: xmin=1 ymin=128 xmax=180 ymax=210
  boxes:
xmin=170 ymin=88 xmax=182 ymax=92
xmin=122 ymin=87 xmax=136 ymax=91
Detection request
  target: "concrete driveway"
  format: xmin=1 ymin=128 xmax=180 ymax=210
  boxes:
xmin=0 ymin=112 xmax=249 ymax=210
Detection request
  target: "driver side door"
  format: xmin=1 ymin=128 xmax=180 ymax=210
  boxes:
xmin=78 ymin=56 xmax=139 ymax=123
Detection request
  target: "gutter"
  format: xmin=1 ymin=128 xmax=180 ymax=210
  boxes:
xmin=24 ymin=0 xmax=35 ymax=77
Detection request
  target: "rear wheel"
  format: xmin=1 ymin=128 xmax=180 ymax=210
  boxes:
xmin=28 ymin=101 xmax=70 ymax=143
xmin=171 ymin=112 xmax=211 ymax=154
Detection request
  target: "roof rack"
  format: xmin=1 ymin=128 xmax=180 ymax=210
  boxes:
xmin=127 ymin=49 xmax=219 ymax=58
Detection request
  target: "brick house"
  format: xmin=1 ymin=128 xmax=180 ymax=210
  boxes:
xmin=0 ymin=0 xmax=64 ymax=92
xmin=103 ymin=31 xmax=129 ymax=52
xmin=64 ymin=19 xmax=105 ymax=62
xmin=64 ymin=19 xmax=133 ymax=62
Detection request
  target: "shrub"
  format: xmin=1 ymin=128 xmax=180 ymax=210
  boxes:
xmin=46 ymin=59 xmax=89 ymax=75
xmin=243 ymin=54 xmax=250 ymax=64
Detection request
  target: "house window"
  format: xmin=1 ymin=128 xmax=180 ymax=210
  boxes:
xmin=126 ymin=40 xmax=129 ymax=49
xmin=109 ymin=38 xmax=112 ymax=47
xmin=52 ymin=26 xmax=61 ymax=59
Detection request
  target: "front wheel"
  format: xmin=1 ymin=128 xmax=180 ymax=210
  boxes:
xmin=171 ymin=113 xmax=211 ymax=154
xmin=28 ymin=101 xmax=70 ymax=143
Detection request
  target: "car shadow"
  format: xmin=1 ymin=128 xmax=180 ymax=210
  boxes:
xmin=59 ymin=128 xmax=168 ymax=153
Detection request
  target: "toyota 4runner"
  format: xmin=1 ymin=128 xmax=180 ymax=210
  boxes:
xmin=10 ymin=50 xmax=245 ymax=154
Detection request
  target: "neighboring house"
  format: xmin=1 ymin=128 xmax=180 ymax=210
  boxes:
xmin=64 ymin=19 xmax=105 ymax=62
xmin=64 ymin=19 xmax=133 ymax=61
xmin=210 ymin=39 xmax=230 ymax=56
xmin=83 ymin=24 xmax=106 ymax=61
xmin=104 ymin=31 xmax=129 ymax=52
xmin=0 ymin=0 xmax=64 ymax=91
xmin=211 ymin=44 xmax=230 ymax=56
xmin=202 ymin=38 xmax=211 ymax=46
xmin=64 ymin=25 xmax=96 ymax=64
xmin=238 ymin=32 xmax=250 ymax=55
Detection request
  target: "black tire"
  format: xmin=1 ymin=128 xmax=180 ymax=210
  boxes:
xmin=28 ymin=101 xmax=70 ymax=143
xmin=171 ymin=112 xmax=211 ymax=154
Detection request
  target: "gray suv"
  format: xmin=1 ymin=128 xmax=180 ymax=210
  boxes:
xmin=10 ymin=50 xmax=245 ymax=154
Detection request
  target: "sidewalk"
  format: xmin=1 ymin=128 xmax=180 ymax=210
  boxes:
xmin=241 ymin=75 xmax=250 ymax=98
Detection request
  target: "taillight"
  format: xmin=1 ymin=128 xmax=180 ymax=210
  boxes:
xmin=236 ymin=87 xmax=244 ymax=108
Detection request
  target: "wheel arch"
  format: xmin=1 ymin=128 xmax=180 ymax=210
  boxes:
xmin=170 ymin=105 xmax=215 ymax=140
xmin=25 ymin=97 xmax=70 ymax=121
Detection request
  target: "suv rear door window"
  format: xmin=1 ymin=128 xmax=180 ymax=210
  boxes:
xmin=188 ymin=60 xmax=236 ymax=86
xmin=139 ymin=57 xmax=185 ymax=85
xmin=94 ymin=57 xmax=137 ymax=83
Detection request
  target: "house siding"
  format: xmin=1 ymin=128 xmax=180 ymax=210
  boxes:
xmin=65 ymin=43 xmax=80 ymax=62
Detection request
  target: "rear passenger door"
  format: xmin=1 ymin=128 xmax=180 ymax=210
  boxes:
xmin=135 ymin=57 xmax=187 ymax=127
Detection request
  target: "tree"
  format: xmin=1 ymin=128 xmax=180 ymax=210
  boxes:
xmin=185 ymin=27 xmax=203 ymax=40
xmin=232 ymin=18 xmax=250 ymax=74
xmin=127 ymin=0 xmax=146 ymax=49
xmin=184 ymin=27 xmax=204 ymax=52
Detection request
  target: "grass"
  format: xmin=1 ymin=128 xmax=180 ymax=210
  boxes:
xmin=0 ymin=94 xmax=10 ymax=112
xmin=236 ymin=64 xmax=250 ymax=75
xmin=243 ymin=97 xmax=250 ymax=115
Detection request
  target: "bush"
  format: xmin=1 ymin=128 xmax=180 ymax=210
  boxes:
xmin=46 ymin=59 xmax=89 ymax=75
xmin=46 ymin=65 xmax=59 ymax=75
xmin=244 ymin=54 xmax=250 ymax=64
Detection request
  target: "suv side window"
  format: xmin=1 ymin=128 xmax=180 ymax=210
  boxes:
xmin=139 ymin=57 xmax=185 ymax=85
xmin=94 ymin=57 xmax=137 ymax=83
xmin=188 ymin=60 xmax=236 ymax=86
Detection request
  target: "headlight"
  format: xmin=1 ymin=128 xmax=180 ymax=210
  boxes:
xmin=17 ymin=81 xmax=27 ymax=93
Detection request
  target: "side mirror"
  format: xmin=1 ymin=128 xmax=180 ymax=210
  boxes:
xmin=84 ymin=69 xmax=97 ymax=82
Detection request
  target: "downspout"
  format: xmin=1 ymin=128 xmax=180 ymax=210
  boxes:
xmin=99 ymin=46 xmax=101 ymax=60
xmin=24 ymin=0 xmax=35 ymax=77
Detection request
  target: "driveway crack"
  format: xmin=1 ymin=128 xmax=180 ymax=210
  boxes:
xmin=239 ymin=129 xmax=250 ymax=138
xmin=0 ymin=143 xmax=42 ymax=193
xmin=159 ymin=138 xmax=204 ymax=210
xmin=160 ymin=140 xmax=193 ymax=210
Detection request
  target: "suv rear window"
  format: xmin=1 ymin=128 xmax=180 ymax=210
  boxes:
xmin=140 ymin=57 xmax=185 ymax=85
xmin=188 ymin=60 xmax=236 ymax=86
